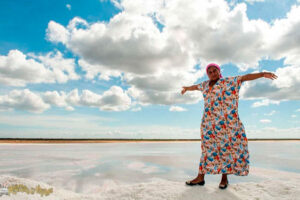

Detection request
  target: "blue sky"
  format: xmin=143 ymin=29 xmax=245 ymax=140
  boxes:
xmin=0 ymin=0 xmax=300 ymax=139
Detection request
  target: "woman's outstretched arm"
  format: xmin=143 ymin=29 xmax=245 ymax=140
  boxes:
xmin=241 ymin=72 xmax=277 ymax=83
xmin=181 ymin=85 xmax=198 ymax=95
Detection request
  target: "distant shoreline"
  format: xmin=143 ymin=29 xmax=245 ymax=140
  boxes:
xmin=0 ymin=138 xmax=299 ymax=143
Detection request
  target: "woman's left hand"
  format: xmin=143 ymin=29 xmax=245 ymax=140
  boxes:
xmin=263 ymin=72 xmax=278 ymax=80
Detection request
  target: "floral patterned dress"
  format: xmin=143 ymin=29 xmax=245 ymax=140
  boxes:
xmin=196 ymin=76 xmax=250 ymax=176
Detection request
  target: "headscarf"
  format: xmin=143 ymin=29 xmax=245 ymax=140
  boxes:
xmin=206 ymin=63 xmax=223 ymax=78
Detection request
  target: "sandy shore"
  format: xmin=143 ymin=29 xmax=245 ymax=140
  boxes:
xmin=0 ymin=139 xmax=299 ymax=143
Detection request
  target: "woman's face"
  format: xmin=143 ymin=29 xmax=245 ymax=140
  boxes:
xmin=207 ymin=66 xmax=220 ymax=81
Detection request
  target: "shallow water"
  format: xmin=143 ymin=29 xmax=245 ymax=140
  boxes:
xmin=0 ymin=141 xmax=299 ymax=194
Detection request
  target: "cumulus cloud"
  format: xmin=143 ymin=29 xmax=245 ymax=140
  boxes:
xmin=0 ymin=50 xmax=79 ymax=86
xmin=46 ymin=21 xmax=69 ymax=44
xmin=62 ymin=86 xmax=132 ymax=111
xmin=160 ymin=0 xmax=270 ymax=70
xmin=78 ymin=59 xmax=122 ymax=81
xmin=127 ymin=85 xmax=202 ymax=106
xmin=169 ymin=106 xmax=187 ymax=112
xmin=121 ymin=69 xmax=205 ymax=105
xmin=8 ymin=0 xmax=298 ymax=107
xmin=240 ymin=65 xmax=300 ymax=101
xmin=267 ymin=5 xmax=300 ymax=66
xmin=49 ymin=0 xmax=272 ymax=73
xmin=43 ymin=91 xmax=69 ymax=110
xmin=0 ymin=86 xmax=132 ymax=113
xmin=45 ymin=0 xmax=300 ymax=106
xmin=0 ymin=89 xmax=50 ymax=113
xmin=47 ymin=1 xmax=299 ymax=74
xmin=238 ymin=5 xmax=300 ymax=102
xmin=98 ymin=86 xmax=132 ymax=111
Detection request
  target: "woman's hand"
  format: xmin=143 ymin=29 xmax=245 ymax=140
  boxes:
xmin=181 ymin=87 xmax=188 ymax=95
xmin=263 ymin=72 xmax=278 ymax=80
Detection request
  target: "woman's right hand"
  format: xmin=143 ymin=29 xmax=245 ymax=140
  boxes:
xmin=181 ymin=87 xmax=187 ymax=95
xmin=263 ymin=72 xmax=278 ymax=80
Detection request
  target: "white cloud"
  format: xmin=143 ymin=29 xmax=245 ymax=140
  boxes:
xmin=264 ymin=110 xmax=276 ymax=116
xmin=161 ymin=1 xmax=270 ymax=70
xmin=291 ymin=114 xmax=297 ymax=118
xmin=47 ymin=1 xmax=269 ymax=80
xmin=169 ymin=106 xmax=187 ymax=112
xmin=30 ymin=51 xmax=80 ymax=82
xmin=70 ymin=13 xmax=195 ymax=75
xmin=267 ymin=5 xmax=300 ymax=66
xmin=99 ymin=86 xmax=132 ymax=111
xmin=297 ymin=109 xmax=300 ymax=112
xmin=127 ymin=85 xmax=203 ymax=106
xmin=47 ymin=0 xmax=300 ymax=106
xmin=8 ymin=0 xmax=300 ymax=107
xmin=131 ymin=107 xmax=141 ymax=112
xmin=123 ymin=69 xmax=204 ymax=92
xmin=66 ymin=4 xmax=71 ymax=10
xmin=245 ymin=0 xmax=265 ymax=5
xmin=240 ymin=65 xmax=300 ymax=101
xmin=0 ymin=50 xmax=79 ymax=86
xmin=122 ymin=69 xmax=205 ymax=105
xmin=43 ymin=91 xmax=68 ymax=107
xmin=64 ymin=86 xmax=132 ymax=111
xmin=46 ymin=21 xmax=69 ymax=44
xmin=110 ymin=0 xmax=123 ymax=10
xmin=0 ymin=86 xmax=132 ymax=113
xmin=0 ymin=89 xmax=50 ymax=113
xmin=78 ymin=59 xmax=121 ymax=81
xmin=251 ymin=99 xmax=280 ymax=108
xmin=260 ymin=119 xmax=271 ymax=123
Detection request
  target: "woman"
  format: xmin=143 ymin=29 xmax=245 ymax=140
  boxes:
xmin=181 ymin=63 xmax=277 ymax=189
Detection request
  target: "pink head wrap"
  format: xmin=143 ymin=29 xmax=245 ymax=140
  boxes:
xmin=206 ymin=63 xmax=223 ymax=78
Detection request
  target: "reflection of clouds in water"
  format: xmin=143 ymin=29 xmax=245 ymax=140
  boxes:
xmin=0 ymin=142 xmax=299 ymax=194
xmin=72 ymin=160 xmax=98 ymax=170
xmin=95 ymin=173 xmax=101 ymax=177
xmin=127 ymin=161 xmax=161 ymax=174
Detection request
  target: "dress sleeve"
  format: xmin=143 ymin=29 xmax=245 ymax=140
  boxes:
xmin=196 ymin=81 xmax=206 ymax=92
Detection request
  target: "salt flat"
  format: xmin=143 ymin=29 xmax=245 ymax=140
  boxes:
xmin=0 ymin=141 xmax=299 ymax=199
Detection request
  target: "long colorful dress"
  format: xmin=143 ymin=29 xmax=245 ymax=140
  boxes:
xmin=197 ymin=76 xmax=250 ymax=176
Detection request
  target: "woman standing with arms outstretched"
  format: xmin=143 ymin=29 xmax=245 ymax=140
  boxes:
xmin=181 ymin=63 xmax=277 ymax=189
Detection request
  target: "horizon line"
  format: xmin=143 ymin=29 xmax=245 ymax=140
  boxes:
xmin=0 ymin=138 xmax=299 ymax=143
